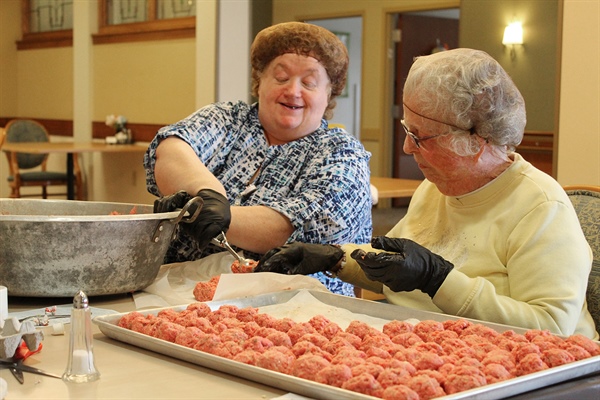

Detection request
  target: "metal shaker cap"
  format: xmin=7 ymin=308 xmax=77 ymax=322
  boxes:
xmin=73 ymin=290 xmax=89 ymax=309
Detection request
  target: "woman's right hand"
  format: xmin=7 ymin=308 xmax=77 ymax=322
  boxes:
xmin=183 ymin=189 xmax=231 ymax=249
xmin=155 ymin=189 xmax=231 ymax=249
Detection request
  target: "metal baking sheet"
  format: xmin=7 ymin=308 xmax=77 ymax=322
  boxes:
xmin=94 ymin=289 xmax=600 ymax=400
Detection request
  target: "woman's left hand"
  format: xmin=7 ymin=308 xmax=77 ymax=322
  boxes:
xmin=351 ymin=236 xmax=453 ymax=297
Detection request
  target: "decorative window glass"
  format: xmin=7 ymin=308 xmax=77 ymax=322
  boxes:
xmin=28 ymin=0 xmax=73 ymax=33
xmin=18 ymin=0 xmax=196 ymax=50
xmin=107 ymin=0 xmax=147 ymax=25
xmin=95 ymin=0 xmax=196 ymax=44
xmin=106 ymin=0 xmax=196 ymax=25
xmin=158 ymin=0 xmax=196 ymax=19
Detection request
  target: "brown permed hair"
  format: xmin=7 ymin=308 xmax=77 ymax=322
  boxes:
xmin=250 ymin=22 xmax=349 ymax=120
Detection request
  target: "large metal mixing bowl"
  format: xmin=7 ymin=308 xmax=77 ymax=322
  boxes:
xmin=0 ymin=198 xmax=200 ymax=297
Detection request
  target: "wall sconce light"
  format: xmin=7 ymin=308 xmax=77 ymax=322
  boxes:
xmin=503 ymin=22 xmax=523 ymax=59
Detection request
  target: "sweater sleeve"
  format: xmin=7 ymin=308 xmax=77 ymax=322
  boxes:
xmin=337 ymin=243 xmax=385 ymax=294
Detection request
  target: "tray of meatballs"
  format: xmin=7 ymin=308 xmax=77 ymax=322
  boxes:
xmin=93 ymin=289 xmax=600 ymax=400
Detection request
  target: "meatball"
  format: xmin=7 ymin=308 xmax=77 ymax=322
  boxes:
xmin=219 ymin=328 xmax=248 ymax=344
xmin=118 ymin=311 xmax=145 ymax=329
xmin=483 ymin=363 xmax=513 ymax=383
xmin=272 ymin=317 xmax=297 ymax=333
xmin=265 ymin=331 xmax=293 ymax=348
xmin=413 ymin=320 xmax=444 ymax=341
xmin=516 ymin=353 xmax=549 ymax=376
xmin=559 ymin=343 xmax=592 ymax=361
xmin=256 ymin=348 xmax=295 ymax=374
xmin=542 ymin=348 xmax=576 ymax=368
xmin=234 ymin=306 xmax=259 ymax=322
xmin=443 ymin=319 xmax=473 ymax=335
xmin=332 ymin=332 xmax=362 ymax=349
xmin=155 ymin=320 xmax=184 ymax=342
xmin=411 ymin=351 xmax=445 ymax=371
xmin=174 ymin=326 xmax=204 ymax=348
xmin=296 ymin=333 xmax=329 ymax=349
xmin=230 ymin=259 xmax=258 ymax=273
xmin=565 ymin=334 xmax=600 ymax=356
xmin=193 ymin=333 xmax=222 ymax=354
xmin=382 ymin=384 xmax=420 ymax=400
xmin=444 ymin=372 xmax=487 ymax=394
xmin=383 ymin=320 xmax=415 ymax=338
xmin=308 ymin=315 xmax=332 ymax=332
xmin=232 ymin=349 xmax=260 ymax=366
xmin=291 ymin=355 xmax=330 ymax=381
xmin=287 ymin=323 xmax=317 ymax=344
xmin=346 ymin=320 xmax=378 ymax=339
xmin=186 ymin=302 xmax=212 ymax=317
xmin=315 ymin=364 xmax=353 ymax=388
xmin=351 ymin=362 xmax=385 ymax=378
xmin=405 ymin=375 xmax=446 ymax=400
xmin=243 ymin=336 xmax=274 ymax=353
xmin=193 ymin=275 xmax=220 ymax=302
xmin=341 ymin=373 xmax=384 ymax=398
xmin=391 ymin=332 xmax=423 ymax=347
xmin=377 ymin=367 xmax=412 ymax=388
xmin=324 ymin=337 xmax=356 ymax=355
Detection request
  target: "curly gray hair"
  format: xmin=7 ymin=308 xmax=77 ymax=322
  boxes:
xmin=403 ymin=48 xmax=526 ymax=155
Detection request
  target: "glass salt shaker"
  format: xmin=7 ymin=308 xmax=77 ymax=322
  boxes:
xmin=62 ymin=290 xmax=100 ymax=383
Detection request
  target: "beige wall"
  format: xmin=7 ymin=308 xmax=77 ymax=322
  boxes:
xmin=557 ymin=0 xmax=600 ymax=186
xmin=0 ymin=0 xmax=20 ymax=118
xmin=1 ymin=0 xmax=598 ymax=202
xmin=0 ymin=0 xmax=216 ymax=203
xmin=93 ymin=40 xmax=196 ymax=124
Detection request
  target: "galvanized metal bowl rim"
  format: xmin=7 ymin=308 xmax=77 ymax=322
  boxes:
xmin=0 ymin=198 xmax=180 ymax=222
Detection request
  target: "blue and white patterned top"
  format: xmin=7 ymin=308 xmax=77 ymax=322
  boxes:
xmin=144 ymin=101 xmax=373 ymax=296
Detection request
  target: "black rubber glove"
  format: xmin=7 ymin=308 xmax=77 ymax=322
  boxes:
xmin=181 ymin=189 xmax=231 ymax=249
xmin=154 ymin=190 xmax=191 ymax=213
xmin=350 ymin=236 xmax=453 ymax=297
xmin=255 ymin=242 xmax=344 ymax=276
xmin=154 ymin=189 xmax=231 ymax=250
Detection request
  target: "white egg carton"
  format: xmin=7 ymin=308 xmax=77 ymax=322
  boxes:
xmin=0 ymin=318 xmax=44 ymax=359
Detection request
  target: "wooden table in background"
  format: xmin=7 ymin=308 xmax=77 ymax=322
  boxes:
xmin=370 ymin=176 xmax=422 ymax=199
xmin=2 ymin=142 xmax=148 ymax=200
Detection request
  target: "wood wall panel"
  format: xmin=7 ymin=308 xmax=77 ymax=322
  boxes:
xmin=0 ymin=117 xmax=162 ymax=142
xmin=1 ymin=116 xmax=555 ymax=176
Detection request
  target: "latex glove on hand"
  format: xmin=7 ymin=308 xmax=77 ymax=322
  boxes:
xmin=255 ymin=242 xmax=344 ymax=276
xmin=154 ymin=189 xmax=231 ymax=249
xmin=350 ymin=236 xmax=453 ymax=297
xmin=154 ymin=190 xmax=191 ymax=213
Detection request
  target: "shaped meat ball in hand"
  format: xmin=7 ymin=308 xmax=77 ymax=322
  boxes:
xmin=351 ymin=236 xmax=453 ymax=297
xmin=254 ymin=242 xmax=345 ymax=276
xmin=154 ymin=189 xmax=231 ymax=249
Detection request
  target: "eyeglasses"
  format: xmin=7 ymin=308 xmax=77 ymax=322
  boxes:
xmin=400 ymin=119 xmax=446 ymax=149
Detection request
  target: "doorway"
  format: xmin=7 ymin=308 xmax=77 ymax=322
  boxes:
xmin=391 ymin=10 xmax=459 ymax=187
xmin=307 ymin=17 xmax=363 ymax=139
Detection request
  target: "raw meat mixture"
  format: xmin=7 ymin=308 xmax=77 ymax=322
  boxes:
xmin=117 ymin=306 xmax=600 ymax=400
xmin=193 ymin=259 xmax=259 ymax=301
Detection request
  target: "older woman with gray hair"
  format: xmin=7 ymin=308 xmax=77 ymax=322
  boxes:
xmin=256 ymin=48 xmax=597 ymax=338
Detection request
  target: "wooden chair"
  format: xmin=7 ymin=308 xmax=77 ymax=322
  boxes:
xmin=2 ymin=119 xmax=83 ymax=200
xmin=564 ymin=185 xmax=600 ymax=334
